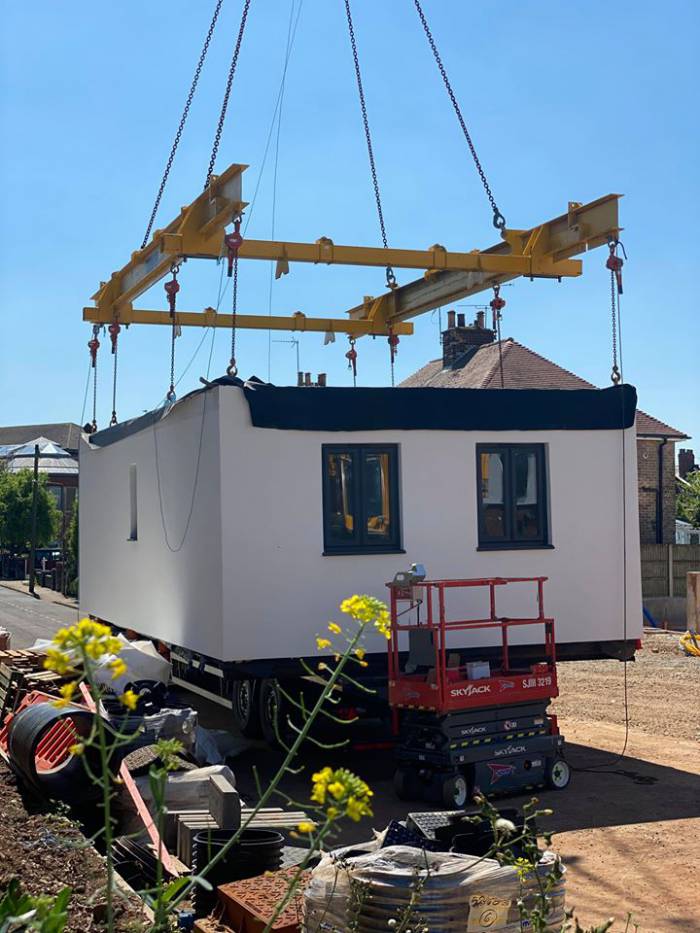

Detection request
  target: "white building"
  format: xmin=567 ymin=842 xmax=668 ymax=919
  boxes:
xmin=79 ymin=380 xmax=642 ymax=682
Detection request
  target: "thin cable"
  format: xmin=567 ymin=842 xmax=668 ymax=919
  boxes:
xmin=343 ymin=0 xmax=396 ymax=290
xmin=412 ymin=0 xmax=506 ymax=230
xmin=79 ymin=359 xmax=91 ymax=427
xmin=204 ymin=0 xmax=253 ymax=189
xmin=141 ymin=0 xmax=225 ymax=247
xmin=267 ymin=0 xmax=298 ymax=382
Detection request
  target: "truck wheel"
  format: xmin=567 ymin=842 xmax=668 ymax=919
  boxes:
xmin=232 ymin=679 xmax=262 ymax=738
xmin=259 ymin=678 xmax=291 ymax=749
xmin=394 ymin=767 xmax=420 ymax=801
xmin=441 ymin=773 xmax=469 ymax=809
xmin=546 ymin=757 xmax=571 ymax=790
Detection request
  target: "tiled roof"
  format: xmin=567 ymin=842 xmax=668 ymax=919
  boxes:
xmin=400 ymin=339 xmax=689 ymax=439
xmin=0 ymin=422 xmax=83 ymax=452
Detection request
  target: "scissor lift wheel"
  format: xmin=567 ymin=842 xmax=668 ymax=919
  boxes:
xmin=546 ymin=757 xmax=571 ymax=790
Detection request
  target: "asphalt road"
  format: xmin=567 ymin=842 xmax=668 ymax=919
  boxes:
xmin=0 ymin=586 xmax=80 ymax=648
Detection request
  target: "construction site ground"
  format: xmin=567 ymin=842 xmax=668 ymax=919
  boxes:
xmin=1 ymin=587 xmax=698 ymax=932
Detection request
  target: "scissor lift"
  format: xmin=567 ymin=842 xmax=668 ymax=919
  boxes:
xmin=387 ymin=575 xmax=570 ymax=807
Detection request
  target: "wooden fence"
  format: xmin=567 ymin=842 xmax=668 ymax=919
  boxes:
xmin=640 ymin=544 xmax=700 ymax=598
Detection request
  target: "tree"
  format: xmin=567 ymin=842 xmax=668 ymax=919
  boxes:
xmin=677 ymin=471 xmax=700 ymax=528
xmin=0 ymin=469 xmax=61 ymax=555
xmin=65 ymin=496 xmax=79 ymax=595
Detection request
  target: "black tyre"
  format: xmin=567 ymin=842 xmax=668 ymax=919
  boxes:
xmin=393 ymin=767 xmax=421 ymax=801
xmin=441 ymin=773 xmax=469 ymax=809
xmin=546 ymin=757 xmax=571 ymax=790
xmin=258 ymin=678 xmax=291 ymax=749
xmin=232 ymin=679 xmax=262 ymax=738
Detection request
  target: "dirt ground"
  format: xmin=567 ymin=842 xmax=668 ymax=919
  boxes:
xmin=0 ymin=764 xmax=145 ymax=931
xmin=548 ymin=631 xmax=700 ymax=932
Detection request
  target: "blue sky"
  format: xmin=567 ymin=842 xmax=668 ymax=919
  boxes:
xmin=1 ymin=1 xmax=698 ymax=457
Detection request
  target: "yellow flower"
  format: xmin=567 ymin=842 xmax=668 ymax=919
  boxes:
xmin=44 ymin=648 xmax=73 ymax=675
xmin=316 ymin=637 xmax=332 ymax=650
xmin=53 ymin=628 xmax=71 ymax=647
xmin=354 ymin=647 xmax=366 ymax=660
xmin=105 ymin=637 xmax=124 ymax=655
xmin=84 ymin=639 xmax=108 ymax=660
xmin=326 ymin=806 xmax=339 ymax=820
xmin=328 ymin=622 xmax=342 ymax=635
xmin=328 ymin=781 xmax=346 ymax=801
xmin=69 ymin=743 xmax=85 ymax=756
xmin=310 ymin=783 xmax=326 ymax=805
xmin=108 ymin=658 xmax=128 ymax=680
xmin=119 ymin=689 xmax=138 ymax=711
xmin=346 ymin=795 xmax=373 ymax=822
xmin=297 ymin=821 xmax=315 ymax=834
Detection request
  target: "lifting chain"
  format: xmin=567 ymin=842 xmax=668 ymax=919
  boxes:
xmin=141 ymin=0 xmax=225 ymax=248
xmin=343 ymin=0 xmax=397 ymax=292
xmin=413 ymin=0 xmax=506 ymax=232
xmin=346 ymin=337 xmax=358 ymax=387
xmin=165 ymin=263 xmax=181 ymax=402
xmin=388 ymin=328 xmax=399 ymax=387
xmin=108 ymin=321 xmax=121 ymax=426
xmin=226 ymin=238 xmax=241 ymax=377
xmin=87 ymin=325 xmax=101 ymax=433
xmin=490 ymin=285 xmax=506 ymax=388
xmin=607 ymin=239 xmax=626 ymax=385
xmin=204 ymin=0 xmax=253 ymax=189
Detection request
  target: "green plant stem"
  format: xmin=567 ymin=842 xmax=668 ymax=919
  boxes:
xmin=261 ymin=819 xmax=333 ymax=933
xmin=81 ymin=650 xmax=115 ymax=933
xmin=169 ymin=623 xmax=370 ymax=912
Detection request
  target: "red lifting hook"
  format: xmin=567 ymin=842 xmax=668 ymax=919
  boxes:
xmin=88 ymin=334 xmax=100 ymax=367
xmin=346 ymin=340 xmax=358 ymax=378
xmin=225 ymin=218 xmax=243 ymax=277
xmin=606 ymin=244 xmax=624 ymax=295
xmin=164 ymin=276 xmax=180 ymax=316
xmin=108 ymin=322 xmax=121 ymax=353
xmin=388 ymin=331 xmax=400 ymax=364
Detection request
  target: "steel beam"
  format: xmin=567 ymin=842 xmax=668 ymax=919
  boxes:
xmin=82 ymin=306 xmax=414 ymax=337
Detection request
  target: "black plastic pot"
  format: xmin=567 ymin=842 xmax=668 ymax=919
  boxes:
xmin=191 ymin=828 xmax=284 ymax=916
xmin=7 ymin=702 xmax=99 ymax=802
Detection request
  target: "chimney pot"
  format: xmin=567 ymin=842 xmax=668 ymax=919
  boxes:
xmin=476 ymin=310 xmax=485 ymax=329
xmin=447 ymin=310 xmax=456 ymax=329
xmin=457 ymin=312 xmax=466 ymax=328
xmin=318 ymin=373 xmax=327 ymax=387
xmin=304 ymin=372 xmax=311 ymax=386
xmin=297 ymin=371 xmax=304 ymax=386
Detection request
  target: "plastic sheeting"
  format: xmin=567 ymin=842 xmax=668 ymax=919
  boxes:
xmin=304 ymin=844 xmax=565 ymax=933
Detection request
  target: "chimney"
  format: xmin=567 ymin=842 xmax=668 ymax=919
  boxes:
xmin=304 ymin=372 xmax=311 ymax=386
xmin=679 ymin=448 xmax=696 ymax=479
xmin=441 ymin=309 xmax=495 ymax=369
xmin=317 ymin=373 xmax=327 ymax=387
xmin=297 ymin=371 xmax=304 ymax=386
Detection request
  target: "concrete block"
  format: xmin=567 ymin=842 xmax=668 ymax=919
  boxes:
xmin=208 ymin=774 xmax=241 ymax=829
xmin=177 ymin=817 xmax=218 ymax=868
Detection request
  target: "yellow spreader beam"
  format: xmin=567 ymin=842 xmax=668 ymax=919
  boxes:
xmin=83 ymin=160 xmax=621 ymax=338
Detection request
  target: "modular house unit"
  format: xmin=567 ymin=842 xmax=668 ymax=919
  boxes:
xmin=80 ymin=381 xmax=642 ymax=728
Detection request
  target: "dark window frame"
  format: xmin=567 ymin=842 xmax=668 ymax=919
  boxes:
xmin=322 ymin=444 xmax=403 ymax=555
xmin=476 ymin=443 xmax=550 ymax=550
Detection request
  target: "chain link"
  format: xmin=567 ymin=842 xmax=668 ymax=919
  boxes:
xmin=413 ymin=0 xmax=506 ymax=231
xmin=227 ymin=253 xmax=239 ymax=376
xmin=141 ymin=0 xmax=224 ymax=248
xmin=91 ymin=346 xmax=98 ymax=432
xmin=610 ymin=265 xmax=620 ymax=385
xmin=343 ymin=0 xmax=396 ymax=289
xmin=205 ymin=0 xmax=253 ymax=189
xmin=110 ymin=345 xmax=119 ymax=426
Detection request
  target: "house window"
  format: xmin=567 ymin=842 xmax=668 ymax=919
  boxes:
xmin=128 ymin=465 xmax=138 ymax=541
xmin=322 ymin=445 xmax=401 ymax=553
xmin=477 ymin=444 xmax=549 ymax=548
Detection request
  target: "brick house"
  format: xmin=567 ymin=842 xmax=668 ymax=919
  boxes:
xmin=401 ymin=312 xmax=689 ymax=544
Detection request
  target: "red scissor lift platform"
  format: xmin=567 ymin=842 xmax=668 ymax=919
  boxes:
xmin=387 ymin=575 xmax=570 ymax=806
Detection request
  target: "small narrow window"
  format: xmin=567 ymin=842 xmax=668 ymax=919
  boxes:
xmin=477 ymin=444 xmax=548 ymax=549
xmin=322 ymin=445 xmax=401 ymax=554
xmin=128 ymin=465 xmax=138 ymax=541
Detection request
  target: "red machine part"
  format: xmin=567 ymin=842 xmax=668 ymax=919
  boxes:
xmin=0 ymin=690 xmax=87 ymax=768
xmin=386 ymin=576 xmax=558 ymax=719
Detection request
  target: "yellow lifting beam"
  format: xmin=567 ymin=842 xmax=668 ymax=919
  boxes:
xmin=83 ymin=159 xmax=621 ymax=338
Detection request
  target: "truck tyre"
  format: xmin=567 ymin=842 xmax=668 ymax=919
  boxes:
xmin=441 ymin=773 xmax=469 ymax=809
xmin=259 ymin=678 xmax=291 ymax=749
xmin=393 ymin=767 xmax=420 ymax=801
xmin=232 ymin=679 xmax=262 ymax=738
xmin=546 ymin=757 xmax=571 ymax=790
